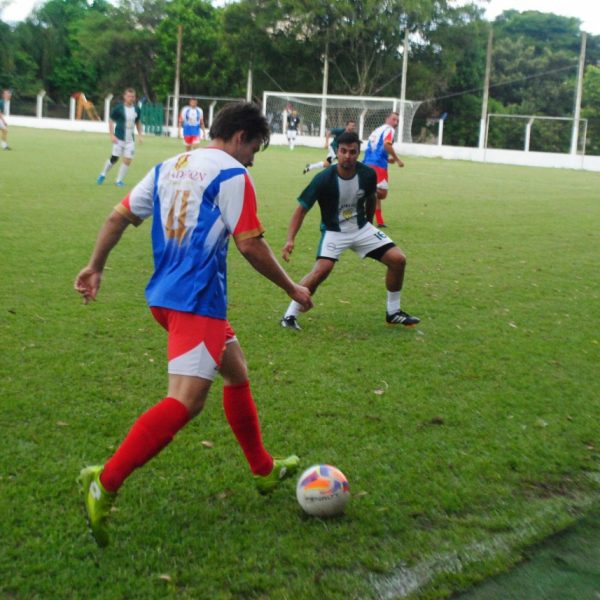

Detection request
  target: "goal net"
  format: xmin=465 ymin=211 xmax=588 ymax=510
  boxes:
xmin=262 ymin=91 xmax=421 ymax=145
xmin=486 ymin=113 xmax=588 ymax=154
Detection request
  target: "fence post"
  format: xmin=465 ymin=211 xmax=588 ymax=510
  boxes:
xmin=438 ymin=118 xmax=444 ymax=146
xmin=524 ymin=118 xmax=533 ymax=152
xmin=104 ymin=94 xmax=113 ymax=123
xmin=69 ymin=96 xmax=76 ymax=120
xmin=36 ymin=90 xmax=46 ymax=118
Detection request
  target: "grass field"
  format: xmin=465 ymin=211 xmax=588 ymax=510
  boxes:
xmin=1 ymin=126 xmax=599 ymax=599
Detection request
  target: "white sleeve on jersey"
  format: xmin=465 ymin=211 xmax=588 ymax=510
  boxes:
xmin=121 ymin=167 xmax=156 ymax=224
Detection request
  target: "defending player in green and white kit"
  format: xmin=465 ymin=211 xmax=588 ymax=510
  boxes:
xmin=281 ymin=131 xmax=419 ymax=330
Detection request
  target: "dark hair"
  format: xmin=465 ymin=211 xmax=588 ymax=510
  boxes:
xmin=346 ymin=119 xmax=356 ymax=125
xmin=209 ymin=102 xmax=270 ymax=149
xmin=336 ymin=131 xmax=361 ymax=149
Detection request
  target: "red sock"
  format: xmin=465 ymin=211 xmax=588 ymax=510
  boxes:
xmin=223 ymin=381 xmax=273 ymax=476
xmin=100 ymin=397 xmax=190 ymax=492
xmin=375 ymin=208 xmax=384 ymax=225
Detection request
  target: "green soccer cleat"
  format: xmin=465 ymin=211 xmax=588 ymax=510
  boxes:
xmin=77 ymin=465 xmax=116 ymax=547
xmin=255 ymin=455 xmax=300 ymax=495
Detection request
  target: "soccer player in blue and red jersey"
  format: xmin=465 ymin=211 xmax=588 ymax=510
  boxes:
xmin=363 ymin=112 xmax=404 ymax=227
xmin=179 ymin=97 xmax=205 ymax=151
xmin=75 ymin=102 xmax=312 ymax=547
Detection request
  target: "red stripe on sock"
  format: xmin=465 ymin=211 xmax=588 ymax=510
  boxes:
xmin=100 ymin=397 xmax=190 ymax=492
xmin=223 ymin=381 xmax=273 ymax=476
xmin=375 ymin=208 xmax=384 ymax=225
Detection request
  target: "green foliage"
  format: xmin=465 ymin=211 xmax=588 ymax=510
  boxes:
xmin=582 ymin=65 xmax=600 ymax=155
xmin=0 ymin=127 xmax=599 ymax=598
xmin=153 ymin=0 xmax=240 ymax=99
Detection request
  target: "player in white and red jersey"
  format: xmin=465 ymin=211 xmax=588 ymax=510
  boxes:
xmin=363 ymin=112 xmax=404 ymax=227
xmin=75 ymin=102 xmax=312 ymax=547
xmin=179 ymin=97 xmax=205 ymax=151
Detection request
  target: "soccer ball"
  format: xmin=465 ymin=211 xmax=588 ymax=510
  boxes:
xmin=296 ymin=464 xmax=350 ymax=517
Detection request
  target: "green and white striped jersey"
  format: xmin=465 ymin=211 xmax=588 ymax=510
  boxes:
xmin=298 ymin=163 xmax=377 ymax=233
xmin=110 ymin=103 xmax=141 ymax=142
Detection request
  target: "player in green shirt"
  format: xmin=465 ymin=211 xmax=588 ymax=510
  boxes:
xmin=303 ymin=120 xmax=356 ymax=174
xmin=0 ymin=90 xmax=12 ymax=151
xmin=282 ymin=131 xmax=419 ymax=330
xmin=96 ymin=88 xmax=143 ymax=187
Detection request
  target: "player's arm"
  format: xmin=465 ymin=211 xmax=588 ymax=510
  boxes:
xmin=136 ymin=114 xmax=143 ymax=143
xmin=282 ymin=205 xmax=308 ymax=262
xmin=384 ymin=141 xmax=404 ymax=167
xmin=74 ymin=211 xmax=131 ymax=304
xmin=235 ymin=235 xmax=313 ymax=312
xmin=108 ymin=119 xmax=117 ymax=144
xmin=365 ymin=192 xmax=376 ymax=224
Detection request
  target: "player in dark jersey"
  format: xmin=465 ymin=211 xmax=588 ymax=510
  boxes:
xmin=280 ymin=131 xmax=419 ymax=330
xmin=303 ymin=120 xmax=357 ymax=174
xmin=286 ymin=111 xmax=300 ymax=150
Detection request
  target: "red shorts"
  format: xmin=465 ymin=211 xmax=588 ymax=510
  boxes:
xmin=183 ymin=135 xmax=200 ymax=146
xmin=150 ymin=307 xmax=236 ymax=380
xmin=371 ymin=166 xmax=389 ymax=190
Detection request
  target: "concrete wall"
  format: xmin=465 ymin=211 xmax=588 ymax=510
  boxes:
xmin=10 ymin=116 xmax=600 ymax=173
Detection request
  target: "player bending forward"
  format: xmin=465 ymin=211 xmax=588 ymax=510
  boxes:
xmin=75 ymin=102 xmax=312 ymax=547
xmin=280 ymin=131 xmax=419 ymax=330
xmin=303 ymin=120 xmax=356 ymax=174
xmin=96 ymin=87 xmax=143 ymax=187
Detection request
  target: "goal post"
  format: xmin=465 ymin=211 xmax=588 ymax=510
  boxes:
xmin=262 ymin=91 xmax=421 ymax=147
xmin=486 ymin=113 xmax=588 ymax=154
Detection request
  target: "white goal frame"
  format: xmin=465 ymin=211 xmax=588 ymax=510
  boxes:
xmin=486 ymin=113 xmax=588 ymax=154
xmin=262 ymin=91 xmax=421 ymax=147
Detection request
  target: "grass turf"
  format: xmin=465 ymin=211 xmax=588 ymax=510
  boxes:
xmin=0 ymin=127 xmax=599 ymax=599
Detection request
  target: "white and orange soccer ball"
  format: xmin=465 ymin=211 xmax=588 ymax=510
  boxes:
xmin=296 ymin=464 xmax=350 ymax=517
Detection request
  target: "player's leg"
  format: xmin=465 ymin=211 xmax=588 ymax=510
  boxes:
xmin=219 ymin=336 xmax=299 ymax=493
xmin=115 ymin=143 xmax=134 ymax=186
xmin=0 ymin=123 xmax=9 ymax=150
xmin=78 ymin=309 xmax=222 ymax=545
xmin=354 ymin=224 xmax=419 ymax=326
xmin=304 ymin=153 xmax=333 ymax=174
xmin=378 ymin=246 xmax=419 ymax=326
xmin=97 ymin=144 xmax=121 ymax=184
xmin=281 ymin=258 xmax=336 ymax=330
xmin=375 ymin=188 xmax=388 ymax=227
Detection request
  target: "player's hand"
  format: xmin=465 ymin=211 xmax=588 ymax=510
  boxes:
xmin=138 ymin=136 xmax=143 ymax=145
xmin=282 ymin=240 xmax=295 ymax=262
xmin=397 ymin=159 xmax=405 ymax=168
xmin=290 ymin=284 xmax=313 ymax=312
xmin=111 ymin=135 xmax=118 ymax=144
xmin=74 ymin=267 xmax=102 ymax=305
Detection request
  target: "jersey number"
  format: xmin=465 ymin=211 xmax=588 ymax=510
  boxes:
xmin=166 ymin=190 xmax=190 ymax=243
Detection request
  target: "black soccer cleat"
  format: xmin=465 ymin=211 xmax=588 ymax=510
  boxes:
xmin=386 ymin=310 xmax=420 ymax=327
xmin=280 ymin=315 xmax=301 ymax=331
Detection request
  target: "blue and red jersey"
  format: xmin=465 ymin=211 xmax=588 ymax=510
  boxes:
xmin=115 ymin=149 xmax=263 ymax=319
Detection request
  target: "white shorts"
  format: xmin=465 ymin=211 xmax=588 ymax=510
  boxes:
xmin=287 ymin=130 xmax=298 ymax=140
xmin=326 ymin=145 xmax=336 ymax=162
xmin=0 ymin=120 xmax=6 ymax=130
xmin=112 ymin=140 xmax=135 ymax=159
xmin=317 ymin=223 xmax=395 ymax=261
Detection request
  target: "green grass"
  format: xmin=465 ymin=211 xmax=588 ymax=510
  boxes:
xmin=1 ymin=127 xmax=599 ymax=599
